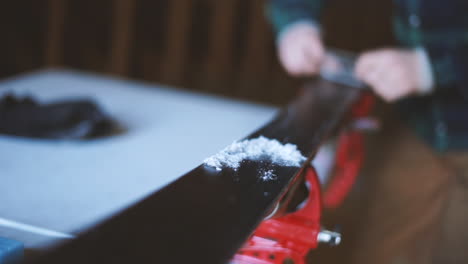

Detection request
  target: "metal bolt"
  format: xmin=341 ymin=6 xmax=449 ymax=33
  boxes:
xmin=317 ymin=230 xmax=341 ymax=246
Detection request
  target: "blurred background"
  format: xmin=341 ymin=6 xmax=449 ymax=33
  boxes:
xmin=0 ymin=0 xmax=395 ymax=106
xmin=1 ymin=2 xmax=429 ymax=264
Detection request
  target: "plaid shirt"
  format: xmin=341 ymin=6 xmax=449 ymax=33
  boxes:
xmin=266 ymin=0 xmax=468 ymax=151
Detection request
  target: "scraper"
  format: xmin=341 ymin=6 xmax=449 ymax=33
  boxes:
xmin=320 ymin=49 xmax=368 ymax=89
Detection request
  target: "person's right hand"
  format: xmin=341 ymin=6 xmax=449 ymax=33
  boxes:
xmin=277 ymin=23 xmax=325 ymax=76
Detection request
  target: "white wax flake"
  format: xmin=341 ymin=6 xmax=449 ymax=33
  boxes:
xmin=260 ymin=169 xmax=277 ymax=182
xmin=203 ymin=136 xmax=306 ymax=171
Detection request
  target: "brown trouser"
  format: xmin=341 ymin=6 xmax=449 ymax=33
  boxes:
xmin=349 ymin=118 xmax=468 ymax=264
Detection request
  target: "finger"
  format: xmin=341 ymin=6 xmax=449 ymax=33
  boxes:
xmin=279 ymin=46 xmax=305 ymax=76
xmin=375 ymin=69 xmax=411 ymax=99
xmin=294 ymin=47 xmax=318 ymax=76
xmin=380 ymin=84 xmax=402 ymax=102
xmin=287 ymin=55 xmax=313 ymax=76
xmin=373 ymin=76 xmax=408 ymax=102
xmin=357 ymin=54 xmax=395 ymax=88
xmin=300 ymin=55 xmax=320 ymax=75
xmin=355 ymin=50 xmax=387 ymax=78
xmin=295 ymin=60 xmax=314 ymax=76
xmin=371 ymin=81 xmax=397 ymax=102
xmin=308 ymin=41 xmax=325 ymax=63
xmin=359 ymin=66 xmax=385 ymax=88
xmin=301 ymin=44 xmax=324 ymax=74
xmin=355 ymin=55 xmax=377 ymax=80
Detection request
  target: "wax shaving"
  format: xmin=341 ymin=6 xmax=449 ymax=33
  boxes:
xmin=259 ymin=169 xmax=277 ymax=182
xmin=203 ymin=136 xmax=306 ymax=172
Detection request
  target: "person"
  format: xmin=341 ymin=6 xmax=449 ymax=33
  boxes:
xmin=266 ymin=0 xmax=468 ymax=263
xmin=267 ymin=0 xmax=468 ymax=151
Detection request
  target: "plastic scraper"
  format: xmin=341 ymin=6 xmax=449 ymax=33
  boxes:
xmin=320 ymin=49 xmax=367 ymax=89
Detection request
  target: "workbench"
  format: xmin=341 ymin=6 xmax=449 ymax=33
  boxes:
xmin=0 ymin=70 xmax=276 ymax=250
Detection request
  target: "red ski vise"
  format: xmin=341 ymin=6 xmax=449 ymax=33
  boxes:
xmin=232 ymin=93 xmax=375 ymax=264
xmin=232 ymin=166 xmax=338 ymax=264
xmin=323 ymin=93 xmax=376 ymax=208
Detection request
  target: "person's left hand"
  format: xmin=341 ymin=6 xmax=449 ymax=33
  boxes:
xmin=355 ymin=48 xmax=432 ymax=102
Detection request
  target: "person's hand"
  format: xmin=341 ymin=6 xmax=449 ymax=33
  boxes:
xmin=277 ymin=23 xmax=325 ymax=76
xmin=355 ymin=48 xmax=433 ymax=102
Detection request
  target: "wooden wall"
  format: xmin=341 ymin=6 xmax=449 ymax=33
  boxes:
xmin=0 ymin=0 xmax=394 ymax=105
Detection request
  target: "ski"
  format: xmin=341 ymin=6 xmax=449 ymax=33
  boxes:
xmin=29 ymin=79 xmax=361 ymax=264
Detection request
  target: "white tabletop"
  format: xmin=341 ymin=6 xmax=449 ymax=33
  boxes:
xmin=0 ymin=70 xmax=277 ymax=248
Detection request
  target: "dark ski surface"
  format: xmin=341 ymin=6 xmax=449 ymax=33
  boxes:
xmin=29 ymin=79 xmax=361 ymax=264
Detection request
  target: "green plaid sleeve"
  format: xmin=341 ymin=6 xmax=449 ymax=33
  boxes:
xmin=401 ymin=27 xmax=468 ymax=90
xmin=425 ymin=43 xmax=468 ymax=90
xmin=392 ymin=0 xmax=468 ymax=90
xmin=265 ymin=0 xmax=324 ymax=36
